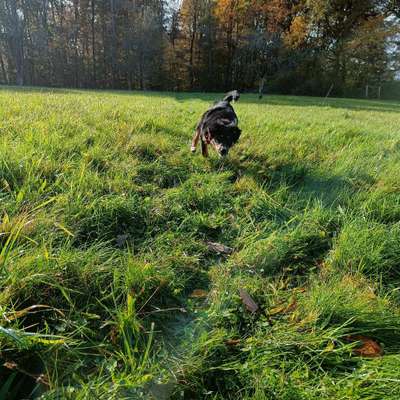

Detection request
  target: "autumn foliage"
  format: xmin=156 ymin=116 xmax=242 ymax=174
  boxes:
xmin=0 ymin=0 xmax=398 ymax=95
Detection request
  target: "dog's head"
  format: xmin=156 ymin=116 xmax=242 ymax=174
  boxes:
xmin=205 ymin=125 xmax=241 ymax=157
xmin=223 ymin=90 xmax=240 ymax=103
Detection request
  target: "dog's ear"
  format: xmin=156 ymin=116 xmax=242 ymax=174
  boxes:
xmin=223 ymin=90 xmax=240 ymax=103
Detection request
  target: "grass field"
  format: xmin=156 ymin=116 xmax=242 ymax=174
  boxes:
xmin=1 ymin=87 xmax=400 ymax=399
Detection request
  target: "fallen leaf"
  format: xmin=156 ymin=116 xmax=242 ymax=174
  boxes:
xmin=225 ymin=339 xmax=241 ymax=346
xmin=346 ymin=335 xmax=383 ymax=357
xmin=206 ymin=241 xmax=233 ymax=255
xmin=110 ymin=327 xmax=119 ymax=345
xmin=268 ymin=298 xmax=297 ymax=316
xmin=189 ymin=289 xmax=208 ymax=298
xmin=268 ymin=305 xmax=286 ymax=315
xmin=239 ymin=288 xmax=259 ymax=313
xmin=3 ymin=361 xmax=17 ymax=370
xmin=5 ymin=304 xmax=60 ymax=322
xmin=286 ymin=298 xmax=297 ymax=312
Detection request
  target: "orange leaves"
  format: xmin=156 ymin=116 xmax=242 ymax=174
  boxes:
xmin=323 ymin=336 xmax=384 ymax=358
xmin=256 ymin=0 xmax=291 ymax=31
xmin=214 ymin=0 xmax=237 ymax=23
xmin=284 ymin=15 xmax=309 ymax=48
xmin=346 ymin=335 xmax=383 ymax=358
xmin=214 ymin=0 xmax=251 ymax=32
xmin=345 ymin=15 xmax=392 ymax=53
xmin=214 ymin=0 xmax=290 ymax=34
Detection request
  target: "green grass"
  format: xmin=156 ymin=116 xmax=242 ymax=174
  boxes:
xmin=1 ymin=87 xmax=400 ymax=399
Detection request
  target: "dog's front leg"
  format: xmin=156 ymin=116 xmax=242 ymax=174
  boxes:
xmin=191 ymin=129 xmax=200 ymax=153
xmin=201 ymin=139 xmax=209 ymax=157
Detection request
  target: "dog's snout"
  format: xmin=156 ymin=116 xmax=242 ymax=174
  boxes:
xmin=220 ymin=148 xmax=228 ymax=156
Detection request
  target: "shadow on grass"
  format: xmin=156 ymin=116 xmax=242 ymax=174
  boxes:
xmin=212 ymin=153 xmax=358 ymax=207
xmin=257 ymin=95 xmax=400 ymax=113
xmin=298 ymin=173 xmax=368 ymax=206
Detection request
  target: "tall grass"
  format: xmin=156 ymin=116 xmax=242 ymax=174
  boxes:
xmin=0 ymin=87 xmax=400 ymax=399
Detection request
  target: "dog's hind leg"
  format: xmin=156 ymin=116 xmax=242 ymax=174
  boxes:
xmin=191 ymin=129 xmax=200 ymax=153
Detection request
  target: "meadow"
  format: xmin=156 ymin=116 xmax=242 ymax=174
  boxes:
xmin=1 ymin=87 xmax=400 ymax=399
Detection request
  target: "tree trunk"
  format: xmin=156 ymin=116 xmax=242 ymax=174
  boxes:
xmin=91 ymin=0 xmax=96 ymax=86
xmin=139 ymin=49 xmax=144 ymax=90
xmin=42 ymin=0 xmax=50 ymax=83
xmin=110 ymin=0 xmax=117 ymax=88
xmin=73 ymin=0 xmax=80 ymax=87
xmin=224 ymin=14 xmax=234 ymax=90
xmin=0 ymin=48 xmax=8 ymax=83
xmin=127 ymin=72 xmax=132 ymax=90
xmin=9 ymin=0 xmax=24 ymax=85
xmin=99 ymin=3 xmax=108 ymax=87
xmin=189 ymin=15 xmax=197 ymax=89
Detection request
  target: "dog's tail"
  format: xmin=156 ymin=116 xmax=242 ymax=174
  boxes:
xmin=223 ymin=90 xmax=240 ymax=103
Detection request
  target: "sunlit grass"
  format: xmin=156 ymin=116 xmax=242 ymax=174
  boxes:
xmin=0 ymin=86 xmax=400 ymax=399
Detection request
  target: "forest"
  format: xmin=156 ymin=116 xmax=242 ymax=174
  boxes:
xmin=0 ymin=0 xmax=399 ymax=97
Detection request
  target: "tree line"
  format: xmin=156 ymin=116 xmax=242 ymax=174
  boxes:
xmin=0 ymin=0 xmax=399 ymax=97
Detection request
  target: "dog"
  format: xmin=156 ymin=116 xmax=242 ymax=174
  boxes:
xmin=191 ymin=90 xmax=242 ymax=157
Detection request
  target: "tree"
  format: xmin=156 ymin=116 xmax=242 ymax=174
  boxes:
xmin=179 ymin=0 xmax=202 ymax=88
xmin=0 ymin=0 xmax=397 ymax=94
xmin=0 ymin=0 xmax=25 ymax=85
xmin=344 ymin=16 xmax=395 ymax=87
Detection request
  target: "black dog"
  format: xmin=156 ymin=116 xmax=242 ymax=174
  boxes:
xmin=191 ymin=90 xmax=241 ymax=157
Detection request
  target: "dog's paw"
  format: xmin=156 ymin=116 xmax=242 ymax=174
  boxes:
xmin=190 ymin=146 xmax=196 ymax=153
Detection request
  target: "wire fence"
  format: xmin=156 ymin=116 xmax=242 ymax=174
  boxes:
xmin=342 ymin=82 xmax=400 ymax=101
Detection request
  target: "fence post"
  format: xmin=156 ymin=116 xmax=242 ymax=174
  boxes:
xmin=378 ymin=86 xmax=381 ymax=99
xmin=258 ymin=76 xmax=266 ymax=99
xmin=365 ymin=85 xmax=369 ymax=98
xmin=325 ymin=83 xmax=334 ymax=99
